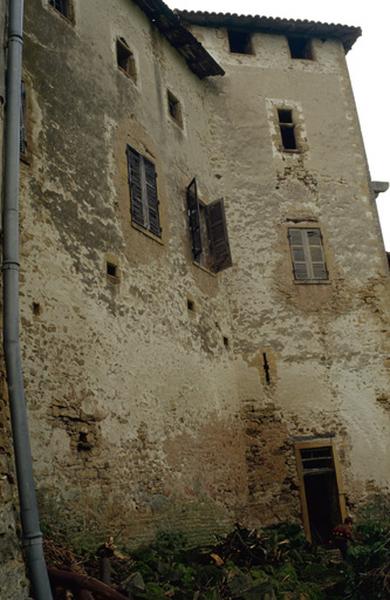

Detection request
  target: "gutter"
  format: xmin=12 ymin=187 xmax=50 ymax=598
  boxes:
xmin=2 ymin=1 xmax=52 ymax=597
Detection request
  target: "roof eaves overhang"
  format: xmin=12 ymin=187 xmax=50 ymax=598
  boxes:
xmin=176 ymin=10 xmax=362 ymax=53
xmin=131 ymin=0 xmax=225 ymax=77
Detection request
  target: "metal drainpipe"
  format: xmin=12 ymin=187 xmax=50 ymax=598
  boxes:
xmin=2 ymin=1 xmax=53 ymax=598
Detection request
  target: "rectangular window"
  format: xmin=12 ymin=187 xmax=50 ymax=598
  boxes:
xmin=288 ymin=36 xmax=313 ymax=60
xmin=116 ymin=38 xmax=137 ymax=81
xmin=49 ymin=0 xmax=72 ymax=19
xmin=295 ymin=441 xmax=346 ymax=544
xmin=227 ymin=30 xmax=253 ymax=55
xmin=20 ymin=81 xmax=27 ymax=158
xmin=167 ymin=90 xmax=183 ymax=128
xmin=187 ymin=178 xmax=232 ymax=273
xmin=278 ymin=108 xmax=297 ymax=151
xmin=127 ymin=146 xmax=161 ymax=238
xmin=288 ymin=228 xmax=328 ymax=281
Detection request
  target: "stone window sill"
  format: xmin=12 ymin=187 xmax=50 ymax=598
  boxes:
xmin=131 ymin=222 xmax=164 ymax=246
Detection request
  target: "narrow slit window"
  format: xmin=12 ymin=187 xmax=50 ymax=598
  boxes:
xmin=116 ymin=38 xmax=137 ymax=81
xmin=288 ymin=228 xmax=328 ymax=282
xmin=49 ymin=0 xmax=72 ymax=20
xmin=262 ymin=352 xmax=271 ymax=384
xmin=167 ymin=90 xmax=183 ymax=128
xmin=278 ymin=108 xmax=297 ymax=151
xmin=227 ymin=30 xmax=253 ymax=55
xmin=187 ymin=298 xmax=195 ymax=312
xmin=288 ymin=37 xmax=313 ymax=60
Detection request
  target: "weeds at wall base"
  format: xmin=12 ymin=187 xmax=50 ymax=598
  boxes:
xmin=40 ymin=496 xmax=390 ymax=599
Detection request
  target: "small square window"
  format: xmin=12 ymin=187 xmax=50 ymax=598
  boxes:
xmin=288 ymin=37 xmax=313 ymax=60
xmin=227 ymin=30 xmax=253 ymax=55
xmin=167 ymin=90 xmax=183 ymax=128
xmin=49 ymin=0 xmax=73 ymax=20
xmin=116 ymin=38 xmax=137 ymax=81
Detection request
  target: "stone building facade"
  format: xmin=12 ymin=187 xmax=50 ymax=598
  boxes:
xmin=2 ymin=0 xmax=389 ymax=564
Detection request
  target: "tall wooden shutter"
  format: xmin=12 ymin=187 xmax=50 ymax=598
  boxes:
xmin=206 ymin=199 xmax=232 ymax=272
xmin=126 ymin=146 xmax=144 ymax=228
xmin=186 ymin=178 xmax=202 ymax=260
xmin=144 ymin=157 xmax=161 ymax=237
xmin=307 ymin=229 xmax=327 ymax=280
xmin=289 ymin=228 xmax=309 ymax=280
xmin=20 ymin=82 xmax=27 ymax=156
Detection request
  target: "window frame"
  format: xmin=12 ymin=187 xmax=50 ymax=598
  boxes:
xmin=278 ymin=108 xmax=298 ymax=152
xmin=288 ymin=227 xmax=329 ymax=283
xmin=126 ymin=145 xmax=162 ymax=239
xmin=167 ymin=89 xmax=183 ymax=128
xmin=48 ymin=0 xmax=74 ymax=22
xmin=294 ymin=439 xmax=346 ymax=543
xmin=116 ymin=37 xmax=137 ymax=82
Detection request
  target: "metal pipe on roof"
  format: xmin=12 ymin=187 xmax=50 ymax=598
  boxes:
xmin=2 ymin=0 xmax=53 ymax=597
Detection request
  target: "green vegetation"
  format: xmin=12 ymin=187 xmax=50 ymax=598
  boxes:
xmin=44 ymin=496 xmax=390 ymax=599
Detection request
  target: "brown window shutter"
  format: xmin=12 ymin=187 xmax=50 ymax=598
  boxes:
xmin=126 ymin=146 xmax=145 ymax=228
xmin=288 ymin=228 xmax=309 ymax=280
xmin=144 ymin=157 xmax=161 ymax=237
xmin=186 ymin=178 xmax=202 ymax=260
xmin=307 ymin=229 xmax=328 ymax=280
xmin=205 ymin=199 xmax=232 ymax=272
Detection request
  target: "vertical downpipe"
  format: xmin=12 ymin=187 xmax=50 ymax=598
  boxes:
xmin=2 ymin=1 xmax=53 ymax=598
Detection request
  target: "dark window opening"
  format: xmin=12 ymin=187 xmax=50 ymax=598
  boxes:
xmin=278 ymin=109 xmax=293 ymax=124
xmin=49 ymin=0 xmax=72 ymax=20
xmin=106 ymin=262 xmax=118 ymax=279
xmin=186 ymin=178 xmax=232 ymax=274
xmin=187 ymin=298 xmax=195 ymax=312
xmin=167 ymin=90 xmax=183 ymax=127
xmin=116 ymin=38 xmax=137 ymax=81
xmin=278 ymin=108 xmax=297 ymax=151
xmin=300 ymin=446 xmax=341 ymax=544
xmin=77 ymin=431 xmax=92 ymax=452
xmin=280 ymin=126 xmax=297 ymax=150
xmin=32 ymin=302 xmax=41 ymax=316
xmin=228 ymin=29 xmax=253 ymax=54
xmin=288 ymin=228 xmax=328 ymax=282
xmin=223 ymin=336 xmax=229 ymax=348
xmin=288 ymin=36 xmax=313 ymax=60
xmin=262 ymin=352 xmax=271 ymax=384
xmin=127 ymin=146 xmax=161 ymax=238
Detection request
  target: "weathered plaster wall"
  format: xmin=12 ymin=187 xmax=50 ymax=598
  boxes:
xmin=16 ymin=0 xmax=390 ymax=549
xmin=194 ymin=25 xmax=390 ymax=513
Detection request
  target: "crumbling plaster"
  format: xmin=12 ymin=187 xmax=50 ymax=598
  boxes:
xmin=9 ymin=0 xmax=390 ymax=545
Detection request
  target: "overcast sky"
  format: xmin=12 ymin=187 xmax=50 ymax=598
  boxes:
xmin=173 ymin=0 xmax=390 ymax=250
